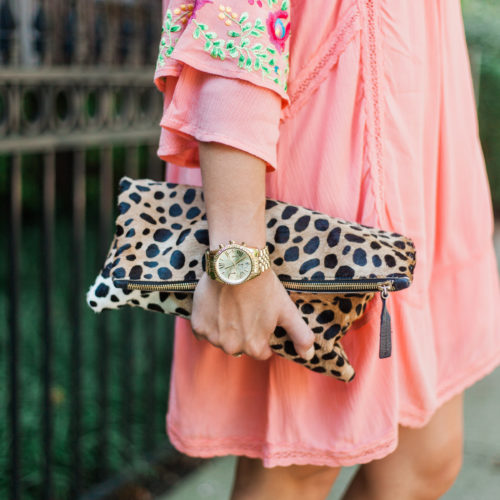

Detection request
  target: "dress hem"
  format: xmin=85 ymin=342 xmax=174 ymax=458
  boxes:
xmin=165 ymin=348 xmax=500 ymax=468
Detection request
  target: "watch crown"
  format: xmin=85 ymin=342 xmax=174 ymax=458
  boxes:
xmin=219 ymin=243 xmax=224 ymax=248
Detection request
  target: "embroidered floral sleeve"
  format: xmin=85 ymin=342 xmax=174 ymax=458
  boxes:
xmin=154 ymin=0 xmax=290 ymax=103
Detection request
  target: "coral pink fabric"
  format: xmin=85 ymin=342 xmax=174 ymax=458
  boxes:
xmin=155 ymin=0 xmax=500 ymax=467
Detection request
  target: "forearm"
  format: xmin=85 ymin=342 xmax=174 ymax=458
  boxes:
xmin=198 ymin=141 xmax=267 ymax=249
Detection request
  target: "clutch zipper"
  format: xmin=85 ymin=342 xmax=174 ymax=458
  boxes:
xmin=120 ymin=277 xmax=408 ymax=361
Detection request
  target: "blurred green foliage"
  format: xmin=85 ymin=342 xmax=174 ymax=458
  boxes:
xmin=463 ymin=0 xmax=500 ymax=210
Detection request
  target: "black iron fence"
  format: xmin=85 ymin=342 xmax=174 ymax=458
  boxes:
xmin=0 ymin=1 xmax=193 ymax=499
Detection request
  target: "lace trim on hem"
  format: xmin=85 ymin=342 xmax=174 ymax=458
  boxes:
xmin=166 ymin=418 xmax=399 ymax=466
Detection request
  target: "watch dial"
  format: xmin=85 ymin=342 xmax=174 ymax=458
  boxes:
xmin=215 ymin=248 xmax=252 ymax=284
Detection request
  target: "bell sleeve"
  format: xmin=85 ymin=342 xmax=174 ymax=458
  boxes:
xmin=153 ymin=0 xmax=291 ymax=172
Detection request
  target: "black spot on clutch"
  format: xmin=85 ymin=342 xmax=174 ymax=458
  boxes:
xmin=170 ymin=250 xmax=185 ymax=269
xmin=324 ymin=254 xmax=338 ymax=269
xmin=194 ymin=229 xmax=209 ymax=245
xmin=312 ymin=366 xmax=326 ymax=373
xmin=169 ymin=203 xmax=183 ymax=216
xmin=118 ymin=202 xmax=130 ymax=214
xmin=327 ymin=227 xmax=341 ymax=247
xmin=125 ymin=228 xmax=135 ymax=237
xmin=129 ymin=265 xmax=142 ymax=280
xmin=119 ymin=179 xmax=131 ymax=192
xmin=176 ymin=228 xmax=191 ymax=245
xmin=284 ymin=246 xmax=299 ymax=261
xmin=335 ymin=266 xmax=355 ymax=278
xmin=154 ymin=228 xmax=173 ymax=242
xmin=294 ymin=215 xmax=310 ymax=232
xmin=322 ymin=351 xmax=337 ymax=360
xmin=274 ymin=326 xmax=287 ymax=338
xmin=282 ymin=206 xmax=298 ymax=219
xmin=112 ymin=267 xmax=126 ymax=278
xmin=317 ymin=310 xmax=334 ymax=324
xmin=284 ymin=340 xmax=298 ymax=356
xmin=384 ymin=255 xmax=396 ymax=267
xmin=148 ymin=304 xmax=164 ymax=313
xmin=394 ymin=240 xmax=406 ymax=249
xmin=311 ymin=271 xmax=325 ymax=280
xmin=137 ymin=185 xmax=151 ymax=192
xmin=299 ymin=258 xmax=320 ymax=274
xmin=158 ymin=267 xmax=172 ymax=279
xmin=146 ymin=244 xmax=160 ymax=258
xmin=303 ymin=236 xmax=320 ymax=254
xmin=336 ymin=298 xmax=352 ymax=313
xmin=336 ymin=357 xmax=345 ymax=367
xmin=353 ymin=248 xmax=367 ymax=266
xmin=372 ymin=255 xmax=382 ymax=267
xmin=186 ymin=207 xmax=201 ymax=219
xmin=183 ymin=188 xmax=196 ymax=204
xmin=342 ymin=246 xmax=351 ymax=255
xmin=267 ymin=218 xmax=277 ymax=228
xmin=129 ymin=192 xmax=141 ymax=204
xmin=345 ymin=233 xmax=365 ymax=243
xmin=140 ymin=213 xmax=156 ymax=225
xmin=154 ymin=191 xmax=164 ymax=200
xmin=183 ymin=270 xmax=196 ymax=280
xmin=301 ymin=303 xmax=314 ymax=314
xmin=370 ymin=241 xmax=382 ymax=250
xmin=175 ymin=307 xmax=190 ymax=316
xmin=95 ymin=283 xmax=109 ymax=298
xmin=275 ymin=225 xmax=290 ymax=243
xmin=116 ymin=225 xmax=124 ymax=236
xmin=323 ymin=324 xmax=340 ymax=340
xmin=265 ymin=199 xmax=278 ymax=209
xmin=314 ymin=219 xmax=329 ymax=231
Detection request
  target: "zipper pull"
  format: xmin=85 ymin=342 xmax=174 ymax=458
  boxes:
xmin=379 ymin=284 xmax=392 ymax=358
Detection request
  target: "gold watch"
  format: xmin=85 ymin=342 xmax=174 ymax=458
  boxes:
xmin=205 ymin=240 xmax=271 ymax=285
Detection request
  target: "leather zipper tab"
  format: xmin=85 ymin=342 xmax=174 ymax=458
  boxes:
xmin=379 ymin=285 xmax=392 ymax=358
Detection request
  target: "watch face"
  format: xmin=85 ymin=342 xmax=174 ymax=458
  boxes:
xmin=215 ymin=247 xmax=253 ymax=284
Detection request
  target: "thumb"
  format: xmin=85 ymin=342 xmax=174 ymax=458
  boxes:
xmin=277 ymin=296 xmax=316 ymax=361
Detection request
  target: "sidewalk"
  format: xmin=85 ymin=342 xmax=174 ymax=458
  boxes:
xmin=158 ymin=225 xmax=500 ymax=500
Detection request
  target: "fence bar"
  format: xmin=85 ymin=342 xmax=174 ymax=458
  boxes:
xmin=120 ymin=146 xmax=139 ymax=461
xmin=96 ymin=147 xmax=113 ymax=479
xmin=41 ymin=150 xmax=56 ymax=500
xmin=142 ymin=148 xmax=162 ymax=452
xmin=70 ymin=149 xmax=86 ymax=497
xmin=7 ymin=154 xmax=22 ymax=500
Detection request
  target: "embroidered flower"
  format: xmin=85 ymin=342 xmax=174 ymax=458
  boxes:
xmin=266 ymin=9 xmax=289 ymax=54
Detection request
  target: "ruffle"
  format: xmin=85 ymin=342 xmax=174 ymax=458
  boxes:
xmin=156 ymin=64 xmax=282 ymax=171
xmin=154 ymin=0 xmax=291 ymax=106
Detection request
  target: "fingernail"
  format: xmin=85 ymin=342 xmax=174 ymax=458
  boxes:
xmin=304 ymin=346 xmax=315 ymax=360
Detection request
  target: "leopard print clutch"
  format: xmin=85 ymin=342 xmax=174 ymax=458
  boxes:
xmin=87 ymin=177 xmax=416 ymax=382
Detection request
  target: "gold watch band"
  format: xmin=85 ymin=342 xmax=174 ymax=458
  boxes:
xmin=205 ymin=242 xmax=271 ymax=282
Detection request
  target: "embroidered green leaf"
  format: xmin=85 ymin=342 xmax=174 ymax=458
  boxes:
xmin=197 ymin=23 xmax=208 ymax=30
xmin=269 ymin=58 xmax=275 ymax=66
xmin=241 ymin=38 xmax=250 ymax=48
xmin=217 ymin=48 xmax=225 ymax=60
xmin=245 ymin=57 xmax=253 ymax=69
xmin=170 ymin=25 xmax=181 ymax=32
xmin=273 ymin=77 xmax=279 ymax=84
xmin=167 ymin=10 xmax=172 ymax=21
xmin=254 ymin=18 xmax=265 ymax=29
xmin=213 ymin=39 xmax=223 ymax=47
xmin=229 ymin=48 xmax=239 ymax=57
xmin=249 ymin=29 xmax=261 ymax=37
xmin=254 ymin=58 xmax=261 ymax=70
xmin=281 ymin=0 xmax=289 ymax=11
xmin=267 ymin=47 xmax=277 ymax=54
xmin=193 ymin=27 xmax=201 ymax=39
xmin=238 ymin=54 xmax=245 ymax=68
xmin=252 ymin=43 xmax=263 ymax=51
xmin=210 ymin=47 xmax=218 ymax=58
xmin=262 ymin=66 xmax=270 ymax=74
xmin=242 ymin=22 xmax=252 ymax=32
xmin=239 ymin=12 xmax=249 ymax=23
xmin=166 ymin=46 xmax=174 ymax=56
xmin=205 ymin=31 xmax=217 ymax=39
xmin=226 ymin=41 xmax=235 ymax=49
xmin=204 ymin=40 xmax=212 ymax=50
xmin=256 ymin=52 xmax=268 ymax=59
xmin=228 ymin=30 xmax=241 ymax=37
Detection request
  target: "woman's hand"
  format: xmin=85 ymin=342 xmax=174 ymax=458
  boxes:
xmin=190 ymin=269 xmax=316 ymax=361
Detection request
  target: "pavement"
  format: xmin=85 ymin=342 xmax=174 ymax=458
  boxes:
xmin=158 ymin=224 xmax=500 ymax=500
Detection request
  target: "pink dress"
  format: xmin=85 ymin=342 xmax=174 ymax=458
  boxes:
xmin=154 ymin=0 xmax=500 ymax=467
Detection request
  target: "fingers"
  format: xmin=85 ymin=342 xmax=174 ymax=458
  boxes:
xmin=278 ymin=296 xmax=316 ymax=361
